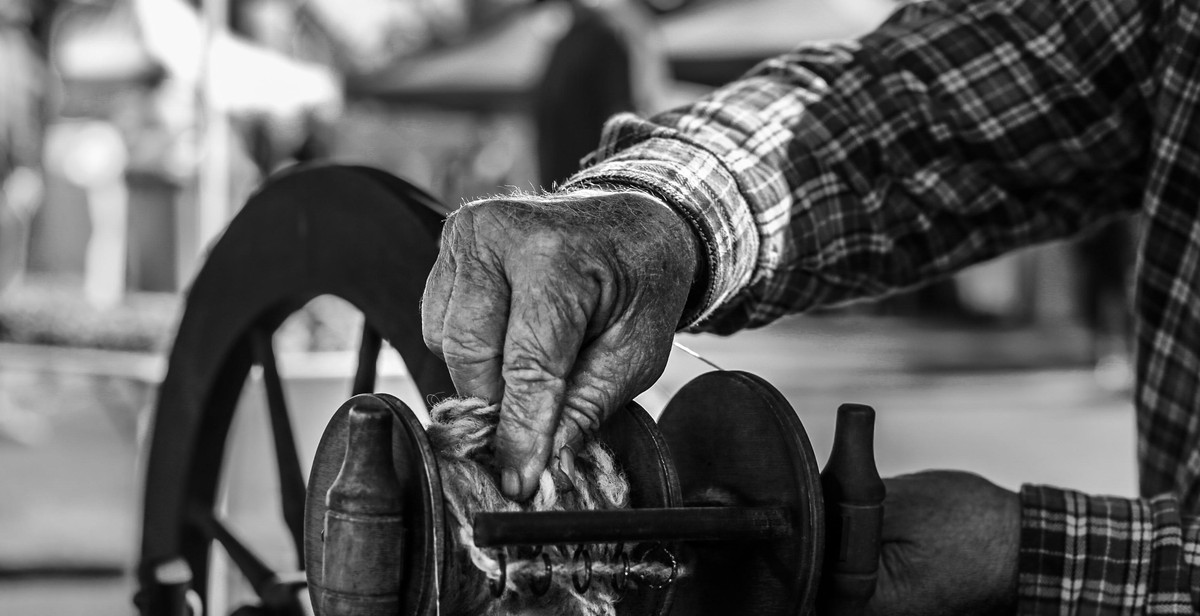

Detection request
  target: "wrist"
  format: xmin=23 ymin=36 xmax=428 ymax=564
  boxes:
xmin=633 ymin=190 xmax=701 ymax=306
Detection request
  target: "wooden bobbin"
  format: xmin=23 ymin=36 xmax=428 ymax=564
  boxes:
xmin=303 ymin=370 xmax=864 ymax=616
xmin=470 ymin=372 xmax=831 ymax=616
xmin=303 ymin=394 xmax=679 ymax=616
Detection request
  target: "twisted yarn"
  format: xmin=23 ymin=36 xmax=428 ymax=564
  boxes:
xmin=426 ymin=397 xmax=675 ymax=616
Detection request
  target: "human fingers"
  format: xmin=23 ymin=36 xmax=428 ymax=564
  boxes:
xmin=550 ymin=318 xmax=673 ymax=453
xmin=423 ymin=207 xmax=511 ymax=402
xmin=420 ymin=241 xmax=455 ymax=359
xmin=493 ymin=262 xmax=598 ymax=500
xmin=439 ymin=258 xmax=509 ymax=402
xmin=870 ymin=472 xmax=1019 ymax=616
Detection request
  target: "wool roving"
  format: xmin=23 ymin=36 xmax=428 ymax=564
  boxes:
xmin=426 ymin=397 xmax=666 ymax=616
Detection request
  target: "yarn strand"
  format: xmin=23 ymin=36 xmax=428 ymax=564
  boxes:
xmin=426 ymin=397 xmax=681 ymax=616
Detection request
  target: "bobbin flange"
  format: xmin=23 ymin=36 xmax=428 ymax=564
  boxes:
xmin=304 ymin=394 xmax=445 ymax=616
xmin=657 ymin=371 xmax=825 ymax=616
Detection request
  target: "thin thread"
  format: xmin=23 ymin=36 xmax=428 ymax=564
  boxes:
xmin=426 ymin=398 xmax=682 ymax=616
xmin=672 ymin=340 xmax=724 ymax=371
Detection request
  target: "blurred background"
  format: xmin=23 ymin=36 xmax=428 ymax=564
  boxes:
xmin=0 ymin=0 xmax=1138 ymax=614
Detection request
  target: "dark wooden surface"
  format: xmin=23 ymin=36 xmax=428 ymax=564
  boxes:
xmin=818 ymin=405 xmax=884 ymax=616
xmin=305 ymin=395 xmax=445 ymax=616
xmin=658 ymin=371 xmax=825 ymax=616
xmin=318 ymin=405 xmax=405 ymax=616
xmin=473 ymin=506 xmax=792 ymax=545
xmin=303 ymin=399 xmax=679 ymax=615
xmin=598 ymin=402 xmax=681 ymax=616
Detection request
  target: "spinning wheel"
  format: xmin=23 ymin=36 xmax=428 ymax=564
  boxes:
xmin=136 ymin=165 xmax=456 ymax=616
xmin=137 ymin=165 xmax=885 ymax=616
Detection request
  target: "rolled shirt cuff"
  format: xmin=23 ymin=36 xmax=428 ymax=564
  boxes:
xmin=1018 ymin=484 xmax=1195 ymax=614
xmin=561 ymin=122 xmax=759 ymax=330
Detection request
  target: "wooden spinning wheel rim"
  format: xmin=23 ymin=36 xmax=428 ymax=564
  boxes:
xmin=138 ymin=165 xmax=455 ymax=614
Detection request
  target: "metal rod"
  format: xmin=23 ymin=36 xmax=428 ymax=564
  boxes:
xmin=473 ymin=506 xmax=793 ymax=548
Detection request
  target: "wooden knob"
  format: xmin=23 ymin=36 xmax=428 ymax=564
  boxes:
xmin=819 ymin=403 xmax=885 ymax=616
xmin=320 ymin=405 xmax=405 ymax=616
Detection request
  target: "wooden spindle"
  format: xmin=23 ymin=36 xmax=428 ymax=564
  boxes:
xmin=320 ymin=406 xmax=405 ymax=616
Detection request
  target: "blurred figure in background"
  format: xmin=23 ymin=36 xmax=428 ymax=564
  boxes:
xmin=0 ymin=0 xmax=60 ymax=445
xmin=0 ymin=0 xmax=57 ymax=294
xmin=22 ymin=0 xmax=343 ymax=301
xmin=1073 ymin=217 xmax=1137 ymax=391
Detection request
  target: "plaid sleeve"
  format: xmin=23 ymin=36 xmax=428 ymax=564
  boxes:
xmin=1019 ymin=485 xmax=1200 ymax=614
xmin=563 ymin=0 xmax=1157 ymax=332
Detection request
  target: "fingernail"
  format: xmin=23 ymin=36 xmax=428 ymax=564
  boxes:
xmin=501 ymin=468 xmax=520 ymax=499
xmin=558 ymin=445 xmax=577 ymax=479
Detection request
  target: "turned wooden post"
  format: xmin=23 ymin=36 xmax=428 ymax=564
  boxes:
xmin=819 ymin=404 xmax=885 ymax=616
xmin=320 ymin=406 xmax=406 ymax=616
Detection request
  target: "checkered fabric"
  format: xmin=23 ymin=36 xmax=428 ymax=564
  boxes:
xmin=562 ymin=0 xmax=1200 ymax=610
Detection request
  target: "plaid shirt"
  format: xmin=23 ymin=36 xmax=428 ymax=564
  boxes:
xmin=563 ymin=0 xmax=1200 ymax=610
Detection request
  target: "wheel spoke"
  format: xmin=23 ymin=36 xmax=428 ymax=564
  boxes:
xmin=250 ymin=329 xmax=307 ymax=569
xmin=191 ymin=509 xmax=278 ymax=596
xmin=351 ymin=324 xmax=382 ymax=396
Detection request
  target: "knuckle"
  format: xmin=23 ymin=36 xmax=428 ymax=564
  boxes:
xmin=504 ymin=364 xmax=568 ymax=395
xmin=443 ymin=203 xmax=499 ymax=253
xmin=503 ymin=330 xmax=574 ymax=381
xmin=562 ymin=398 xmax=605 ymax=437
xmin=440 ymin=209 xmax=468 ymax=247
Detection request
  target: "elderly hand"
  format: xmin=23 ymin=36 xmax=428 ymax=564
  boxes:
xmin=421 ymin=189 xmax=699 ymax=500
xmin=869 ymin=470 xmax=1020 ymax=616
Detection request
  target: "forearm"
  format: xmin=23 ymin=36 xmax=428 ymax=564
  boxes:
xmin=566 ymin=0 xmax=1157 ymax=333
xmin=1019 ymin=485 xmax=1200 ymax=613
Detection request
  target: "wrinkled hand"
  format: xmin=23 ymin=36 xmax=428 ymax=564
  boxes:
xmin=421 ymin=190 xmax=698 ymax=500
xmin=870 ymin=471 xmax=1020 ymax=616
